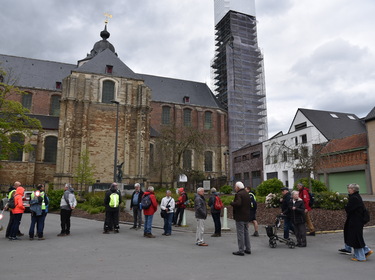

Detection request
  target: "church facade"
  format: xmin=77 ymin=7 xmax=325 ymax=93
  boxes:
xmin=0 ymin=26 xmax=228 ymax=189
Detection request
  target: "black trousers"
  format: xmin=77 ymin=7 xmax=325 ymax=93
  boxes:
xmin=211 ymin=212 xmax=221 ymax=234
xmin=104 ymin=209 xmax=119 ymax=231
xmin=173 ymin=207 xmax=185 ymax=226
xmin=60 ymin=209 xmax=72 ymax=234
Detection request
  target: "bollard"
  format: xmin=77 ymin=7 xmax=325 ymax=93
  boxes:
xmin=221 ymin=207 xmax=230 ymax=231
xmin=181 ymin=209 xmax=187 ymax=227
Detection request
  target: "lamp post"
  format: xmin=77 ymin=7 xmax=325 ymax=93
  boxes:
xmin=111 ymin=100 xmax=120 ymax=182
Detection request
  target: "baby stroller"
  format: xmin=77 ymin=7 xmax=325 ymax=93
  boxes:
xmin=265 ymin=214 xmax=295 ymax=249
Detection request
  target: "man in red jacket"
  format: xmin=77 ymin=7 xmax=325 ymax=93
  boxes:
xmin=143 ymin=186 xmax=158 ymax=238
xmin=297 ymin=183 xmax=315 ymax=236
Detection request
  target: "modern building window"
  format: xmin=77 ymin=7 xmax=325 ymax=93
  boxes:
xmin=50 ymin=95 xmax=61 ymax=116
xmin=234 ymin=173 xmax=242 ymax=181
xmin=293 ymin=149 xmax=299 ymax=160
xmin=251 ymin=151 xmax=261 ymax=158
xmin=9 ymin=133 xmax=24 ymax=161
xmin=282 ymin=151 xmax=288 ymax=162
xmin=294 ymin=122 xmax=307 ymax=131
xmin=22 ymin=93 xmax=32 ymax=110
xmin=301 ymin=146 xmax=309 ymax=158
xmin=301 ymin=134 xmax=307 ymax=144
xmin=243 ymin=172 xmax=250 ymax=187
xmin=183 ymin=108 xmax=192 ymax=127
xmin=204 ymin=111 xmax=213 ymax=129
xmin=44 ymin=136 xmax=58 ymax=163
xmin=102 ymin=80 xmax=115 ymax=104
xmin=292 ymin=137 xmax=298 ymax=146
xmin=183 ymin=150 xmax=192 ymax=170
xmin=162 ymin=106 xmax=171 ymax=125
xmin=204 ymin=151 xmax=213 ymax=172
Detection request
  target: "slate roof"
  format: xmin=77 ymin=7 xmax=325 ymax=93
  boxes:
xmin=0 ymin=54 xmax=74 ymax=91
xmin=294 ymin=108 xmax=366 ymax=140
xmin=139 ymin=74 xmax=223 ymax=109
xmin=365 ymin=106 xmax=375 ymax=122
xmin=75 ymin=49 xmax=141 ymax=80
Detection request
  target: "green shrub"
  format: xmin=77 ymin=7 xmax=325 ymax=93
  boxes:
xmin=46 ymin=189 xmax=64 ymax=211
xmin=294 ymin=178 xmax=328 ymax=193
xmin=256 ymin=178 xmax=284 ymax=197
xmin=220 ymin=195 xmax=234 ymax=206
xmin=220 ymin=185 xmax=233 ymax=194
xmin=313 ymin=191 xmax=348 ymax=210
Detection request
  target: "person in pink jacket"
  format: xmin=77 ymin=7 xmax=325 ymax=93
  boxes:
xmin=142 ymin=186 xmax=158 ymax=238
xmin=9 ymin=186 xmax=25 ymax=240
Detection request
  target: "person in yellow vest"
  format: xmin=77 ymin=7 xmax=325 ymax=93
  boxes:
xmin=103 ymin=183 xmax=122 ymax=234
xmin=29 ymin=184 xmax=48 ymax=240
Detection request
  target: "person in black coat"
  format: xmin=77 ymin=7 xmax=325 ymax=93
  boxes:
xmin=280 ymin=187 xmax=294 ymax=239
xmin=130 ymin=183 xmax=144 ymax=229
xmin=103 ymin=183 xmax=122 ymax=234
xmin=343 ymin=183 xmax=373 ymax=261
xmin=284 ymin=190 xmax=306 ymax=247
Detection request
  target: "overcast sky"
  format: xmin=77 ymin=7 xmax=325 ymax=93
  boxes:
xmin=1 ymin=0 xmax=374 ymax=137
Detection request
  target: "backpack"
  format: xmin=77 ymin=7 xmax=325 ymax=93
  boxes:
xmin=109 ymin=192 xmax=120 ymax=208
xmin=363 ymin=207 xmax=370 ymax=224
xmin=183 ymin=193 xmax=190 ymax=206
xmin=30 ymin=195 xmax=43 ymax=216
xmin=141 ymin=194 xmax=152 ymax=209
xmin=214 ymin=195 xmax=223 ymax=210
xmin=308 ymin=192 xmax=314 ymax=207
xmin=7 ymin=194 xmax=16 ymax=210
xmin=249 ymin=193 xmax=257 ymax=210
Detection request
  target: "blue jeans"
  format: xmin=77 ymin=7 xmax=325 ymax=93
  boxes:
xmin=163 ymin=212 xmax=174 ymax=234
xmin=283 ymin=217 xmax=294 ymax=239
xmin=29 ymin=211 xmax=46 ymax=238
xmin=344 ymin=244 xmax=371 ymax=261
xmin=144 ymin=215 xmax=154 ymax=234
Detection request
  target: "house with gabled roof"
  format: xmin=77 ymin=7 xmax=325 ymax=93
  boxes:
xmin=262 ymin=108 xmax=367 ymax=192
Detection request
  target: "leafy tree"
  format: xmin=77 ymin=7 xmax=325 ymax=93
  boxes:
xmin=74 ymin=149 xmax=96 ymax=192
xmin=0 ymin=69 xmax=42 ymax=165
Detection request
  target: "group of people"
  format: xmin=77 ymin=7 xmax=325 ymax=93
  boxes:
xmin=4 ymin=182 xmax=77 ymax=241
xmin=3 ymin=180 xmax=373 ymax=262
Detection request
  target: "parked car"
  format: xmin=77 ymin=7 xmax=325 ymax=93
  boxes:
xmin=0 ymin=191 xmax=32 ymax=212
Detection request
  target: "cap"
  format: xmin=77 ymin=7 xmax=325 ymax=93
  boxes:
xmin=281 ymin=187 xmax=289 ymax=191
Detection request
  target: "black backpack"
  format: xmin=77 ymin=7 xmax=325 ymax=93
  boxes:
xmin=308 ymin=192 xmax=314 ymax=207
xmin=141 ymin=194 xmax=152 ymax=209
xmin=7 ymin=194 xmax=17 ymax=209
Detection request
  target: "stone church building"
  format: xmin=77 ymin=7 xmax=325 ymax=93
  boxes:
xmin=0 ymin=25 xmax=228 ymax=189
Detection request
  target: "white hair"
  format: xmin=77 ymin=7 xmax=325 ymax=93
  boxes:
xmin=347 ymin=183 xmax=360 ymax=192
xmin=148 ymin=186 xmax=154 ymax=192
xmin=134 ymin=183 xmax=140 ymax=188
xmin=211 ymin=188 xmax=217 ymax=193
xmin=235 ymin=181 xmax=245 ymax=189
xmin=291 ymin=190 xmax=299 ymax=197
xmin=197 ymin=187 xmax=204 ymax=193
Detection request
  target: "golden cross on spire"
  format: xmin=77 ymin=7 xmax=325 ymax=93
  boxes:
xmin=104 ymin=12 xmax=112 ymax=24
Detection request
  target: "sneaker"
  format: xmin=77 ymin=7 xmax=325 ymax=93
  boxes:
xmin=147 ymin=234 xmax=156 ymax=238
xmin=244 ymin=250 xmax=251 ymax=254
xmin=351 ymin=258 xmax=366 ymax=262
xmin=252 ymin=231 xmax=259 ymax=237
xmin=365 ymin=250 xmax=373 ymax=258
xmin=232 ymin=251 xmax=244 ymax=256
xmin=338 ymin=248 xmax=351 ymax=255
xmin=198 ymin=243 xmax=208 ymax=246
xmin=57 ymin=233 xmax=66 ymax=237
xmin=130 ymin=226 xmax=136 ymax=229
xmin=114 ymin=230 xmax=119 ymax=234
xmin=38 ymin=237 xmax=45 ymax=240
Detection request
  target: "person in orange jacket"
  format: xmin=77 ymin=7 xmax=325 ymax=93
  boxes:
xmin=9 ymin=186 xmax=25 ymax=240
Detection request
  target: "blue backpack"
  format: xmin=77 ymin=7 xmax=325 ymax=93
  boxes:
xmin=141 ymin=194 xmax=152 ymax=209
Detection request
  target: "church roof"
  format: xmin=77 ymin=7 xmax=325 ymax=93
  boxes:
xmin=139 ymin=74 xmax=223 ymax=109
xmin=75 ymin=49 xmax=141 ymax=80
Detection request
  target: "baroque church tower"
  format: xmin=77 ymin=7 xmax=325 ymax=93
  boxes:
xmin=55 ymin=24 xmax=151 ymax=186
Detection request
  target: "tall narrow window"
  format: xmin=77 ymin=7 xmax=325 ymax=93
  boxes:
xmin=204 ymin=111 xmax=213 ymax=129
xmin=22 ymin=93 xmax=32 ymax=110
xmin=204 ymin=151 xmax=213 ymax=172
xmin=162 ymin=106 xmax=171 ymax=125
xmin=183 ymin=108 xmax=192 ymax=127
xmin=149 ymin=144 xmax=154 ymax=168
xmin=102 ymin=80 xmax=115 ymax=104
xmin=9 ymin=133 xmax=24 ymax=161
xmin=183 ymin=150 xmax=192 ymax=170
xmin=50 ymin=95 xmax=61 ymax=116
xmin=44 ymin=136 xmax=58 ymax=163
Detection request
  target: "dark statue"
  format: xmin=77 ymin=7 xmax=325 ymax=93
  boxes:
xmin=116 ymin=162 xmax=124 ymax=182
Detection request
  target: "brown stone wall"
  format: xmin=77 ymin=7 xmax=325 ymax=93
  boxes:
xmin=318 ymin=150 xmax=367 ymax=170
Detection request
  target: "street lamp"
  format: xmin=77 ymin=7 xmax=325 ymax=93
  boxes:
xmin=111 ymin=100 xmax=120 ymax=182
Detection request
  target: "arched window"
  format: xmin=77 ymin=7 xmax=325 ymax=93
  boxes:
xmin=162 ymin=106 xmax=171 ymax=125
xmin=204 ymin=111 xmax=213 ymax=129
xmin=183 ymin=150 xmax=192 ymax=170
xmin=50 ymin=95 xmax=61 ymax=116
xmin=183 ymin=108 xmax=192 ymax=127
xmin=102 ymin=80 xmax=115 ymax=104
xmin=22 ymin=93 xmax=32 ymax=110
xmin=9 ymin=133 xmax=24 ymax=161
xmin=204 ymin=151 xmax=213 ymax=172
xmin=44 ymin=136 xmax=58 ymax=163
